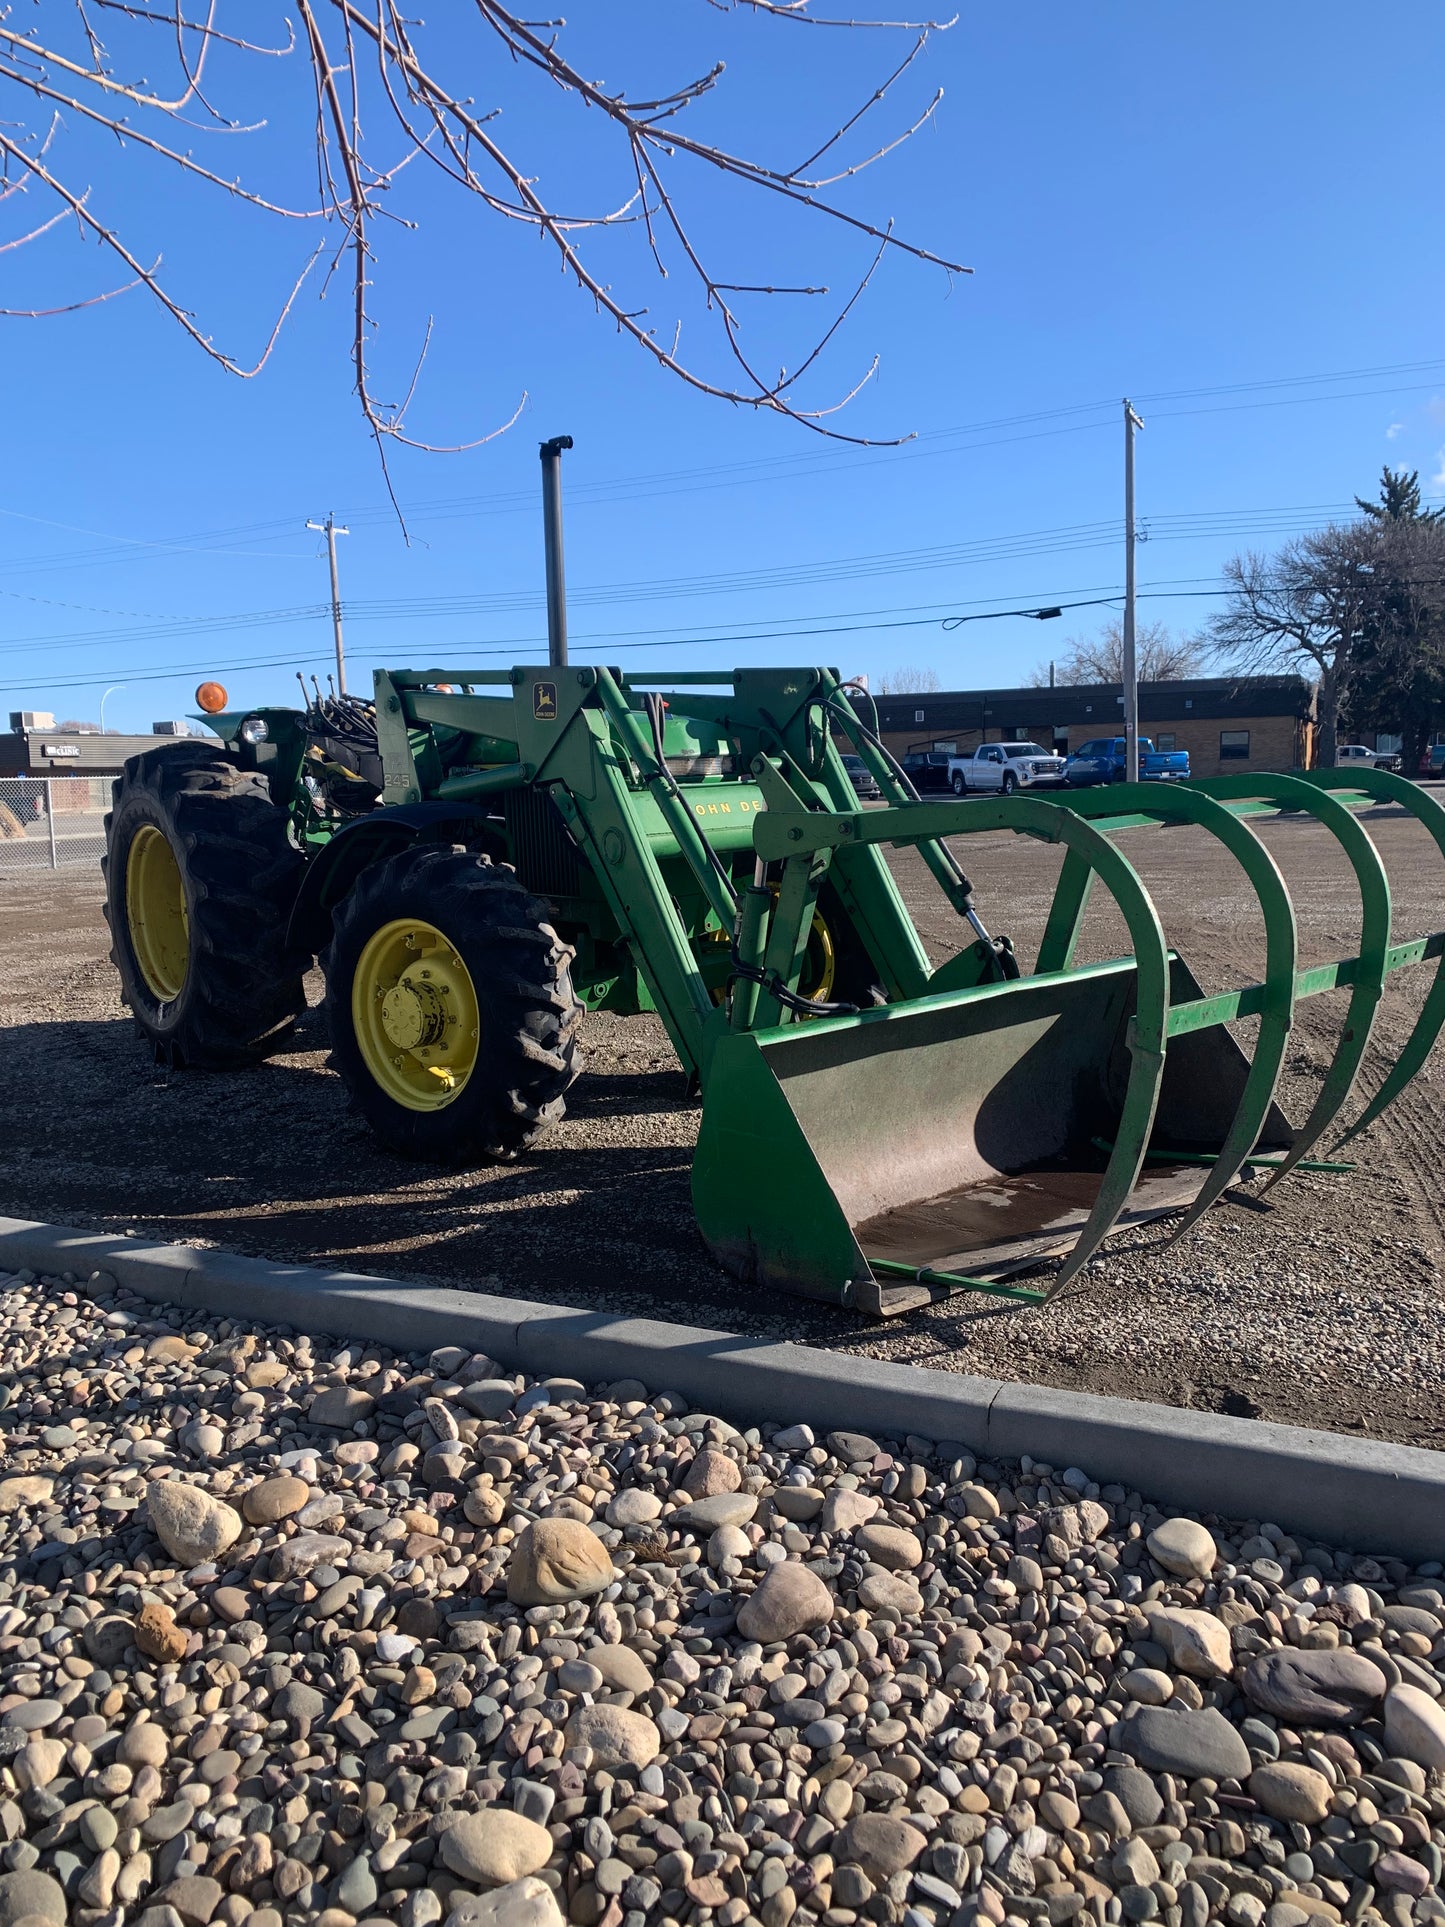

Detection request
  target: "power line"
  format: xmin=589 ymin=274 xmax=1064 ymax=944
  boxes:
xmin=3 ymin=353 xmax=1443 ymax=576
xmin=0 ymin=583 xmax=1243 ymax=696
xmin=0 ymin=494 xmax=1429 ymax=656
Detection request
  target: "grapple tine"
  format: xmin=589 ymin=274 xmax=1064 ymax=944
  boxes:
xmin=1291 ymin=768 xmax=1445 ymax=1147
xmin=1194 ymin=772 xmax=1391 ymax=1189
xmin=1053 ymin=782 xmax=1297 ymax=1239
xmin=1022 ymin=802 xmax=1171 ymax=1298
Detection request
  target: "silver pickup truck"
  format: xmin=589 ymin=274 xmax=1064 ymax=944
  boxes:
xmin=947 ymin=741 xmax=1068 ymax=795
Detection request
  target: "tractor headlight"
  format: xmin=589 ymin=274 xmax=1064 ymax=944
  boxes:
xmin=239 ymin=716 xmax=270 ymax=745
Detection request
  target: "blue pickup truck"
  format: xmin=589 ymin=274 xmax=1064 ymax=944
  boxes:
xmin=1063 ymin=736 xmax=1191 ymax=786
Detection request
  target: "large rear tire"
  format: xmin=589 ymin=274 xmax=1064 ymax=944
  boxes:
xmin=103 ymin=744 xmax=307 ymax=1068
xmin=323 ymin=845 xmax=585 ymax=1162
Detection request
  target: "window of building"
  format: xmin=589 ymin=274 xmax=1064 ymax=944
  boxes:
xmin=1184 ymin=698 xmax=1193 ymax=710
xmin=1157 ymin=733 xmax=1176 ymax=751
xmin=914 ymin=709 xmax=926 ymax=724
xmin=932 ymin=740 xmax=957 ymax=754
xmin=1377 ymin=733 xmax=1402 ymax=754
xmin=1220 ymin=729 xmax=1250 ymax=761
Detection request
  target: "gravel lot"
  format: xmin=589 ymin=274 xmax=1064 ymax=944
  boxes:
xmin=1 ymin=799 xmax=1443 ymax=1447
xmin=1 ymin=1262 xmax=1443 ymax=1927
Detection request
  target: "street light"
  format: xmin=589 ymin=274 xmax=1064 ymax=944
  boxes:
xmin=99 ymin=685 xmax=126 ymax=733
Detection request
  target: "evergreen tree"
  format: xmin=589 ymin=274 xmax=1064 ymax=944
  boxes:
xmin=1355 ymin=467 xmax=1445 ymax=525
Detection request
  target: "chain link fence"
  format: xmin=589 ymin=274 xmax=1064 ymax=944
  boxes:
xmin=0 ymin=776 xmax=111 ymax=873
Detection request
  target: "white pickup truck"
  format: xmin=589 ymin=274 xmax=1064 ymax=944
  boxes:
xmin=947 ymin=741 xmax=1068 ymax=796
xmin=1334 ymin=744 xmax=1400 ymax=771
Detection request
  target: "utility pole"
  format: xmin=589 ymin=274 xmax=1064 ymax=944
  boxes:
xmin=539 ymin=436 xmax=573 ymax=668
xmin=306 ymin=512 xmax=350 ymax=694
xmin=1122 ymin=399 xmax=1145 ymax=783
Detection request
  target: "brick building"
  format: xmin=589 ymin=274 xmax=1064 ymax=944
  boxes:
xmin=867 ymin=675 xmax=1314 ymax=778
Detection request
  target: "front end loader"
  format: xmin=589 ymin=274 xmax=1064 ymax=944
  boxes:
xmin=101 ymin=481 xmax=1445 ymax=1316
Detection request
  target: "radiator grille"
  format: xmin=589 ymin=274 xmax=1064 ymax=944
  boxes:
xmin=503 ymin=784 xmax=588 ymax=898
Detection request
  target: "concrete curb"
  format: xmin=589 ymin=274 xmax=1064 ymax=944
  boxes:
xmin=3 ymin=1213 xmax=1444 ymax=1560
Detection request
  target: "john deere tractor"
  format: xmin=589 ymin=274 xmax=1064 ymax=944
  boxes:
xmin=103 ymin=486 xmax=1445 ymax=1315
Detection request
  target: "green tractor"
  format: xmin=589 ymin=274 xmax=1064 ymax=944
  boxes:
xmin=102 ymin=477 xmax=1445 ymax=1316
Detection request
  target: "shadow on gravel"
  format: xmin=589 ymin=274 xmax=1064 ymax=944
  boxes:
xmin=0 ymin=1011 xmax=719 ymax=1303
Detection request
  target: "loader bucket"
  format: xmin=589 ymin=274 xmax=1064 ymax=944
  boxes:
xmin=696 ymin=766 xmax=1445 ymax=1317
xmin=692 ymin=953 xmax=1292 ymax=1317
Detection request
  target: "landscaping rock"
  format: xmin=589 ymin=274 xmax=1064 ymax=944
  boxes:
xmin=563 ymin=1705 xmax=661 ymax=1770
xmin=1146 ymin=1517 xmax=1216 ymax=1579
xmin=144 ymin=1480 xmax=242 ymax=1566
xmin=1112 ymin=1705 xmax=1252 ymax=1781
xmin=0 ymin=1259 xmax=1437 ymax=1927
xmin=1383 ymin=1683 xmax=1445 ymax=1768
xmin=1249 ymin=1762 xmax=1332 ymax=1823
xmin=735 ymin=1561 xmax=834 ymax=1642
xmin=506 ymin=1518 xmax=614 ymax=1605
xmin=1241 ymin=1648 xmax=1388 ymax=1725
xmin=439 ymin=1812 xmax=554 ymax=1885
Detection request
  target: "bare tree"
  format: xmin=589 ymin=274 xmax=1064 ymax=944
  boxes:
xmin=0 ymin=3 xmax=964 ymax=507
xmin=1209 ymin=526 xmax=1379 ymax=767
xmin=1027 ymin=619 xmax=1206 ymax=687
xmin=877 ymin=665 xmax=941 ymax=693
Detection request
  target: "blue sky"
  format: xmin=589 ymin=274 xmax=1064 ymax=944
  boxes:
xmin=2 ymin=2 xmax=1443 ymax=731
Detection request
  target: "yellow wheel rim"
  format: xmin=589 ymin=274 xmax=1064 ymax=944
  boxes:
xmin=125 ymin=823 xmax=190 ymax=1002
xmin=352 ymin=917 xmax=480 ymax=1111
xmin=801 ymin=911 xmax=837 ymax=1003
xmin=762 ymin=886 xmax=838 ymax=1005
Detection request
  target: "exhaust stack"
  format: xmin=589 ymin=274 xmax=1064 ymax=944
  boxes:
xmin=539 ymin=435 xmax=573 ymax=669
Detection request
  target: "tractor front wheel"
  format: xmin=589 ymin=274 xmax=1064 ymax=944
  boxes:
xmin=324 ymin=845 xmax=584 ymax=1161
xmin=103 ymin=744 xmax=307 ymax=1067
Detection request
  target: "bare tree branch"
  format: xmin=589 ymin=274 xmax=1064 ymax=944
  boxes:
xmin=0 ymin=275 xmax=145 ymax=313
xmin=1209 ymin=526 xmax=1382 ymax=764
xmin=1032 ymin=618 xmax=1208 ymax=687
xmin=708 ymin=1 xmax=959 ymax=30
xmin=0 ymin=0 xmax=964 ymax=480
xmin=0 ymin=121 xmax=323 ymax=371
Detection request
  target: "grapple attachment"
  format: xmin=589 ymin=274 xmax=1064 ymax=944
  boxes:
xmin=693 ymin=764 xmax=1445 ymax=1317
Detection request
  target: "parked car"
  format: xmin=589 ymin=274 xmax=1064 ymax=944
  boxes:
xmin=947 ymin=742 xmax=1068 ymax=795
xmin=1416 ymin=744 xmax=1445 ymax=778
xmin=898 ymin=750 xmax=955 ymax=794
xmin=1063 ymin=736 xmax=1191 ymax=785
xmin=1335 ymin=744 xmax=1399 ymax=771
xmin=840 ymin=752 xmax=881 ymax=800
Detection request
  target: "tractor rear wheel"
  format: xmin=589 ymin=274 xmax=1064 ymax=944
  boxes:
xmin=103 ymin=743 xmax=308 ymax=1067
xmin=323 ymin=844 xmax=584 ymax=1161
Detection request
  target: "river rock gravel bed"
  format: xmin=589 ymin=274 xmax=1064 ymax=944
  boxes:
xmin=1 ymin=1266 xmax=1444 ymax=1927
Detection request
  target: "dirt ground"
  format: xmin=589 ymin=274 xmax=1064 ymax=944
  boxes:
xmin=3 ymin=797 xmax=1444 ymax=1449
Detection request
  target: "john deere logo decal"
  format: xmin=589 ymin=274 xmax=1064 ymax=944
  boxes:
xmin=533 ymin=682 xmax=558 ymax=721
